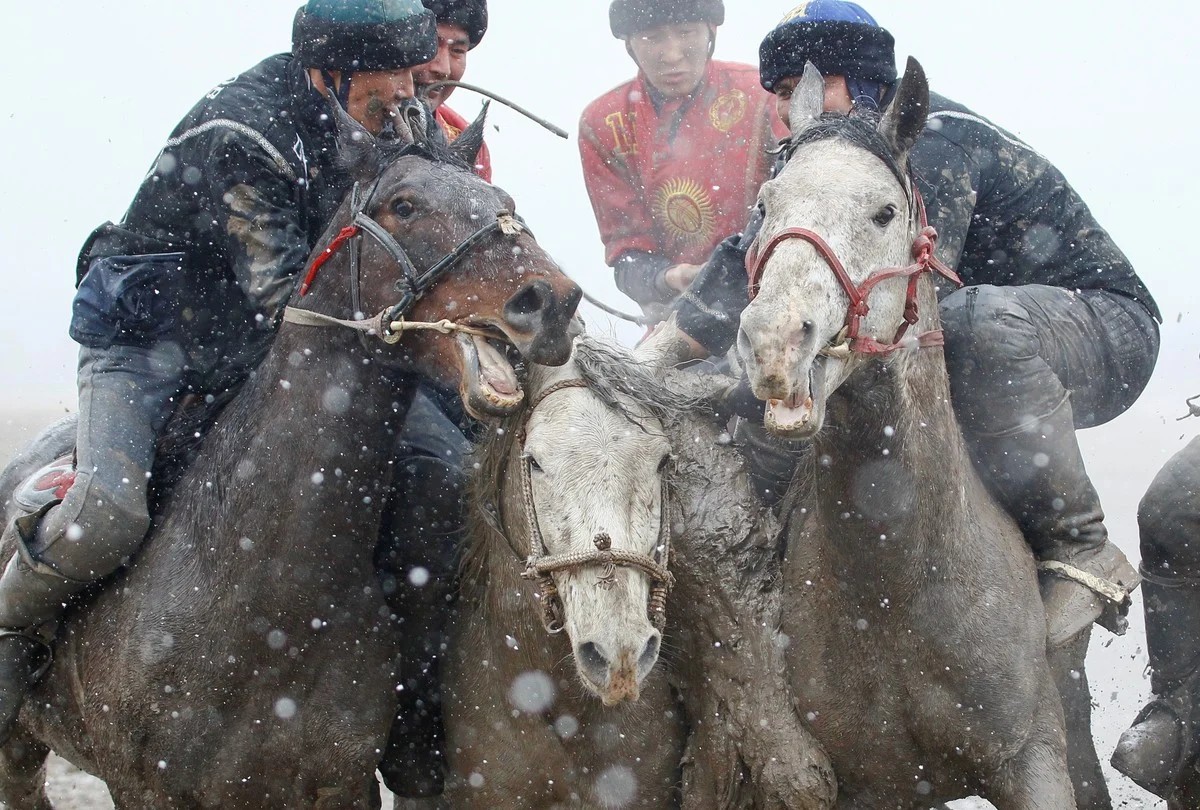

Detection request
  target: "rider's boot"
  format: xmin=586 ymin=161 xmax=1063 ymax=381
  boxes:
xmin=1112 ymin=573 xmax=1200 ymax=798
xmin=968 ymin=396 xmax=1139 ymax=648
xmin=0 ymin=503 xmax=83 ymax=743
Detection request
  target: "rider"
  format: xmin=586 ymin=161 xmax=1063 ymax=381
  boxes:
xmin=1111 ymin=429 xmax=1200 ymax=799
xmin=579 ymin=0 xmax=787 ymax=319
xmin=416 ymin=0 xmax=492 ymax=180
xmin=665 ymin=0 xmax=1161 ymax=649
xmin=0 ymin=0 xmax=453 ymax=798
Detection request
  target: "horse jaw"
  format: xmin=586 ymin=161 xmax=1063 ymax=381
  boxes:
xmin=455 ymin=333 xmax=524 ymax=418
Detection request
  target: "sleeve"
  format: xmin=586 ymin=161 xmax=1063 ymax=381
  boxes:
xmin=672 ymin=208 xmax=763 ymax=357
xmin=578 ymin=109 xmax=662 ymax=274
xmin=614 ymin=251 xmax=676 ymax=307
xmin=910 ymin=126 xmax=979 ymax=284
xmin=205 ymin=130 xmax=312 ymax=325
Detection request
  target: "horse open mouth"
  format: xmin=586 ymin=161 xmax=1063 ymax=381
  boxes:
xmin=765 ymin=356 xmax=828 ymax=438
xmin=457 ymin=332 xmax=524 ymax=418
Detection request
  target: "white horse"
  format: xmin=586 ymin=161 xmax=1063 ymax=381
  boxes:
xmin=736 ymin=59 xmax=1077 ymax=808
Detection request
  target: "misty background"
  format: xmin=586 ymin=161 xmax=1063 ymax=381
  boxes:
xmin=1 ymin=2 xmax=1196 ymax=805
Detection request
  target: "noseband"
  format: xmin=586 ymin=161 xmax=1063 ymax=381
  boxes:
xmin=494 ymin=378 xmax=675 ymax=635
xmin=746 ymin=190 xmax=962 ymax=357
xmin=282 ymin=161 xmax=530 ymax=344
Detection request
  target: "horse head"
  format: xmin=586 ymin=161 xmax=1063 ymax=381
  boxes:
xmin=738 ymin=58 xmax=940 ymax=438
xmin=292 ymin=98 xmax=582 ymax=419
xmin=488 ymin=337 xmax=688 ymax=705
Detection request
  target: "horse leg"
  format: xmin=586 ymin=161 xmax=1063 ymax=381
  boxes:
xmin=1046 ymin=630 xmax=1113 ymax=810
xmin=0 ymin=727 xmax=53 ymax=810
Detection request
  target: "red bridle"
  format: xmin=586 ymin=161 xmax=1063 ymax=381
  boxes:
xmin=746 ymin=191 xmax=963 ymax=357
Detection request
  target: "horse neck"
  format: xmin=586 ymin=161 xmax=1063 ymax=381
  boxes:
xmin=180 ymin=322 xmax=413 ymax=566
xmin=811 ymin=286 xmax=971 ymax=593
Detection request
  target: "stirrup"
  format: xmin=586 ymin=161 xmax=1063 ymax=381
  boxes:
xmin=1038 ymin=559 xmax=1135 ymax=635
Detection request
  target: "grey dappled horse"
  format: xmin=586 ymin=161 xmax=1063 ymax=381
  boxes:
xmin=0 ymin=108 xmax=580 ymax=809
xmin=736 ymin=59 xmax=1088 ymax=808
xmin=443 ymin=335 xmax=687 ymax=808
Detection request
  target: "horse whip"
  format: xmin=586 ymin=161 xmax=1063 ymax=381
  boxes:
xmin=421 ymin=80 xmax=568 ymax=139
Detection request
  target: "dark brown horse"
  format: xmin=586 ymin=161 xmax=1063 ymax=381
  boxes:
xmin=443 ymin=335 xmax=687 ymax=808
xmin=0 ymin=106 xmax=580 ymax=809
xmin=736 ymin=60 xmax=1078 ymax=808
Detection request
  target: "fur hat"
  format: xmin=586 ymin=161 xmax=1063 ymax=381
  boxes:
xmin=609 ymin=0 xmax=725 ymax=39
xmin=293 ymin=0 xmax=438 ymax=72
xmin=422 ymin=0 xmax=488 ymax=48
xmin=759 ymin=1 xmax=896 ymax=91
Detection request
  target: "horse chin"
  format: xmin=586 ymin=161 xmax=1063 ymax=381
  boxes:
xmin=455 ymin=333 xmax=524 ymax=419
xmin=764 ymin=356 xmax=829 ymax=438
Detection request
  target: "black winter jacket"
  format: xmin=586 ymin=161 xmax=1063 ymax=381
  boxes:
xmin=71 ymin=54 xmax=350 ymax=392
xmin=675 ymin=91 xmax=1160 ymax=355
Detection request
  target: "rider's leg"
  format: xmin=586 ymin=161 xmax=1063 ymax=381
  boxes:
xmin=0 ymin=343 xmax=183 ymax=740
xmin=376 ymin=387 xmax=470 ymax=799
xmin=942 ymin=284 xmax=1159 ymax=648
xmin=1112 ymin=436 xmax=1200 ymax=798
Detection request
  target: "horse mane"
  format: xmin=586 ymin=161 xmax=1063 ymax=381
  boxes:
xmin=462 ymin=334 xmax=699 ymax=594
xmin=781 ymin=111 xmax=911 ymax=198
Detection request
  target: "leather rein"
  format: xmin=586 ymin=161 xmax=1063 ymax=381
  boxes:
xmin=746 ymin=189 xmax=962 ymax=357
xmin=491 ymin=378 xmax=675 ymax=635
xmin=282 ymin=173 xmax=528 ymax=344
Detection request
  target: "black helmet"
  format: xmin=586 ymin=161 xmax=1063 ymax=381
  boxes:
xmin=422 ymin=0 xmax=488 ymax=49
xmin=609 ymin=0 xmax=724 ymax=39
xmin=293 ymin=0 xmax=439 ymax=72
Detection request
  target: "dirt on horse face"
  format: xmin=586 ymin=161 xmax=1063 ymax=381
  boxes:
xmin=444 ymin=336 xmax=686 ymax=808
xmin=735 ymin=60 xmax=1082 ymax=808
xmin=0 ymin=103 xmax=581 ymax=810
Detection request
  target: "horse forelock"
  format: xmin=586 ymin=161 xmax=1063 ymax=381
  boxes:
xmin=784 ymin=113 xmax=911 ymax=201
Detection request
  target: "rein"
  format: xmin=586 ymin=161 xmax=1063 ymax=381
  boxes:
xmin=746 ymin=190 xmax=962 ymax=357
xmin=493 ymin=378 xmax=675 ymax=635
xmin=284 ymin=172 xmax=530 ymax=345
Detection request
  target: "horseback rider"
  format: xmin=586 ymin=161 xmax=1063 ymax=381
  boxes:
xmin=0 ymin=0 xmax=463 ymax=799
xmin=579 ymin=0 xmax=787 ymax=319
xmin=416 ymin=0 xmax=492 ymax=180
xmin=663 ymin=0 xmax=1161 ymax=649
xmin=1111 ymin=429 xmax=1200 ymax=800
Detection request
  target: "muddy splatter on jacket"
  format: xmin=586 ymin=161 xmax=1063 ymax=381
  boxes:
xmin=675 ymin=91 xmax=1160 ymax=354
xmin=579 ymin=60 xmax=787 ymax=306
xmin=436 ymin=104 xmax=492 ymax=182
xmin=71 ymin=54 xmax=351 ymax=393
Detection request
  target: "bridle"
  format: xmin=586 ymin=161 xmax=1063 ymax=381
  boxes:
xmin=281 ymin=150 xmax=530 ymax=344
xmin=746 ymin=188 xmax=963 ymax=358
xmin=489 ymin=378 xmax=675 ymax=635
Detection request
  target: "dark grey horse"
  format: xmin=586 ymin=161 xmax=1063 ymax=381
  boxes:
xmin=0 ymin=110 xmax=580 ymax=809
xmin=736 ymin=59 xmax=1078 ymax=808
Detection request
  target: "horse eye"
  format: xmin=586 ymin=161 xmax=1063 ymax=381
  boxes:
xmin=657 ymin=454 xmax=672 ymax=473
xmin=526 ymin=455 xmax=543 ymax=473
xmin=392 ymin=199 xmax=416 ymax=218
xmin=873 ymin=205 xmax=897 ymax=227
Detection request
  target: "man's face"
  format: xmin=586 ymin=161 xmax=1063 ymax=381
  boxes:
xmin=627 ymin=22 xmax=713 ymax=100
xmin=414 ymin=22 xmax=471 ymax=110
xmin=341 ymin=68 xmax=417 ymax=135
xmin=773 ymin=74 xmax=854 ymax=130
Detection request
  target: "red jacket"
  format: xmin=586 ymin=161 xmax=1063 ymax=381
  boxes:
xmin=579 ymin=61 xmax=786 ymax=302
xmin=437 ymin=104 xmax=493 ymax=182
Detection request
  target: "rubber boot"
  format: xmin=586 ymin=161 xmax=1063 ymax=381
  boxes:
xmin=967 ymin=396 xmax=1139 ymax=648
xmin=0 ymin=504 xmax=82 ymax=743
xmin=376 ymin=456 xmax=464 ymax=799
xmin=1112 ymin=574 xmax=1200 ymax=799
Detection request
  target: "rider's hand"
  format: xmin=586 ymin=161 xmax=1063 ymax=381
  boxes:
xmin=664 ymin=263 xmax=702 ymax=292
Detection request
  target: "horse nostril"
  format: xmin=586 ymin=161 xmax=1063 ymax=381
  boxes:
xmin=637 ymin=633 xmax=661 ymax=675
xmin=504 ymin=279 xmax=552 ymax=329
xmin=576 ymin=641 xmax=610 ymax=686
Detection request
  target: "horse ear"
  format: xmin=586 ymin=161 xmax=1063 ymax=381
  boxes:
xmin=788 ymin=61 xmax=826 ymax=135
xmin=327 ymin=94 xmax=389 ymax=183
xmin=878 ymin=56 xmax=929 ymax=162
xmin=450 ymin=101 xmax=490 ymax=170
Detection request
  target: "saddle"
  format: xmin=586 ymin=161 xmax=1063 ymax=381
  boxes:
xmin=12 ymin=457 xmax=75 ymax=515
